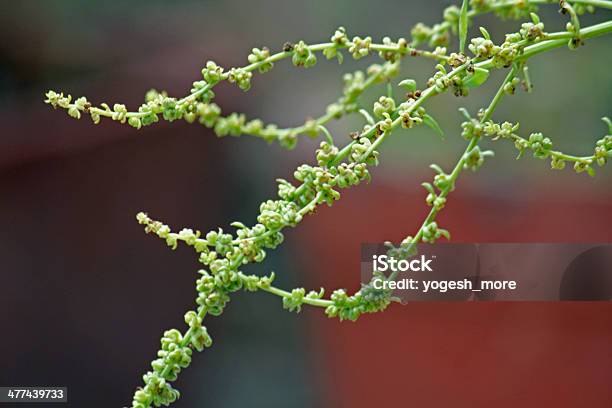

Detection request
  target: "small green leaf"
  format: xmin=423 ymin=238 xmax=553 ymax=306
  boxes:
xmin=521 ymin=65 xmax=533 ymax=93
xmin=602 ymin=117 xmax=612 ymax=133
xmin=463 ymin=67 xmax=490 ymax=88
xmin=479 ymin=27 xmax=490 ymax=41
xmin=358 ymin=109 xmax=375 ymax=125
xmin=317 ymin=125 xmax=334 ymax=145
xmin=337 ymin=51 xmax=344 ymax=64
xmin=423 ymin=114 xmax=444 ymax=138
xmin=482 ymin=149 xmax=495 ymax=158
xmin=398 ymin=79 xmax=417 ymax=92
xmin=458 ymin=107 xmax=472 ymax=120
xmin=439 ymin=229 xmax=451 ymax=240
xmin=530 ymin=12 xmax=540 ymax=24
xmin=459 ymin=0 xmax=469 ymax=53
xmin=421 ymin=182 xmax=435 ymax=194
xmin=430 ymin=164 xmax=445 ymax=174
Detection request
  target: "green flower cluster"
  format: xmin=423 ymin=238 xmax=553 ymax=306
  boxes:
xmin=427 ymin=64 xmax=458 ymax=93
xmin=411 ymin=22 xmax=450 ymax=48
xmin=378 ymin=36 xmax=409 ymax=62
xmin=323 ymin=26 xmax=349 ymax=62
xmin=201 ymin=61 xmax=225 ymax=84
xmin=349 ymin=36 xmax=372 ymax=59
xmin=467 ymin=13 xmax=548 ymax=66
xmin=228 ymin=68 xmax=253 ymax=91
xmin=44 ymin=24 xmax=437 ymax=149
xmin=409 ymin=0 xmax=539 ymax=49
xmin=282 ymin=288 xmax=330 ymax=312
xmin=422 ymin=182 xmax=447 ymax=211
xmin=594 ymin=133 xmax=612 ymax=166
xmin=132 ymin=371 xmax=179 ymax=408
xmin=410 ymin=3 xmax=465 ymax=48
xmin=463 ymin=145 xmax=495 ymax=170
xmin=169 ymin=61 xmax=394 ymax=149
xmin=247 ymin=47 xmax=273 ymax=73
xmin=421 ymin=221 xmax=451 ymax=243
xmin=131 ymin=311 xmax=214 ymax=408
xmin=461 ymin=113 xmax=487 ymax=140
xmin=129 ymin=253 xmax=275 ymax=407
xmin=468 ymin=36 xmax=497 ymax=59
xmin=291 ymin=40 xmax=318 ymax=67
xmin=324 ymin=285 xmax=392 ymax=321
xmin=468 ymin=33 xmax=521 ymax=67
xmin=470 ymin=0 xmax=537 ymax=21
xmin=423 ymin=164 xmax=455 ymax=206
xmin=519 ymin=20 xmax=546 ymax=42
xmin=477 ymin=117 xmax=612 ymax=176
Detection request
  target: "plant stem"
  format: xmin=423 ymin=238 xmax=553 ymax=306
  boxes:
xmin=259 ymin=285 xmax=333 ymax=307
xmin=534 ymin=0 xmax=612 ymax=10
xmin=402 ymin=66 xmax=519 ymax=250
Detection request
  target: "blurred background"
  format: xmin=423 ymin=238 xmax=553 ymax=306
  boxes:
xmin=1 ymin=1 xmax=611 ymax=407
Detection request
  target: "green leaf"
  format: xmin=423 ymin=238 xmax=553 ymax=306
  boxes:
xmin=521 ymin=65 xmax=532 ymax=93
xmin=459 ymin=0 xmax=469 ymax=53
xmin=439 ymin=228 xmax=451 ymax=240
xmin=423 ymin=114 xmax=444 ymax=138
xmin=421 ymin=182 xmax=435 ymax=194
xmin=337 ymin=51 xmax=344 ymax=64
xmin=602 ymin=117 xmax=612 ymax=133
xmin=398 ymin=79 xmax=417 ymax=92
xmin=463 ymin=67 xmax=490 ymax=88
xmin=458 ymin=107 xmax=472 ymax=120
xmin=479 ymin=27 xmax=490 ymax=41
xmin=430 ymin=164 xmax=445 ymax=174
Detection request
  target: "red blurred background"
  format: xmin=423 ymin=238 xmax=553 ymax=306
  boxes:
xmin=300 ymin=185 xmax=612 ymax=407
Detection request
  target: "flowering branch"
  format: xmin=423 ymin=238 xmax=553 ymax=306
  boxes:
xmin=42 ymin=1 xmax=612 ymax=407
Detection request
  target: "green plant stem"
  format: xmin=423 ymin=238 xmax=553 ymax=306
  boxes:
xmin=81 ymin=43 xmax=442 ymax=122
xmin=331 ymin=66 xmax=469 ymax=166
xmin=482 ymin=20 xmax=612 ymax=68
xmin=424 ymin=0 xmax=612 ymax=43
xmin=259 ymin=285 xmax=333 ymax=307
xmin=396 ymin=66 xmax=519 ymax=266
xmin=532 ymin=0 xmax=612 ymax=9
xmin=195 ymin=62 xmax=387 ymax=147
xmin=496 ymin=133 xmax=600 ymax=163
xmin=333 ymin=21 xmax=612 ymax=166
xmin=158 ymin=307 xmax=208 ymax=384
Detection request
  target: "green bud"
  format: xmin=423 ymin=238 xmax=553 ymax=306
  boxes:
xmin=398 ymin=79 xmax=417 ymax=92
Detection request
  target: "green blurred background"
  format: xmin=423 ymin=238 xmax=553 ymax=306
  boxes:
xmin=1 ymin=1 xmax=611 ymax=407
